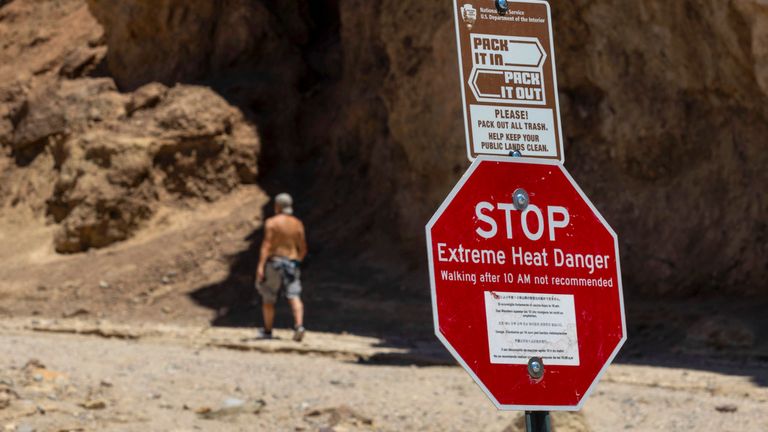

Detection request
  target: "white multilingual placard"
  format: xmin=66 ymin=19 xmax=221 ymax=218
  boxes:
xmin=484 ymin=291 xmax=579 ymax=366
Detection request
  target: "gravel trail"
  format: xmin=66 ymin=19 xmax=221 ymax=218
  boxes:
xmin=1 ymin=325 xmax=766 ymax=431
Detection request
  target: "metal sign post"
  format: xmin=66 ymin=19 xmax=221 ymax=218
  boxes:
xmin=512 ymin=150 xmax=551 ymax=432
xmin=525 ymin=411 xmax=551 ymax=432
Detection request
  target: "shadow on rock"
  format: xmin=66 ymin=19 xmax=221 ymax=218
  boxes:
xmin=187 ymin=225 xmax=263 ymax=328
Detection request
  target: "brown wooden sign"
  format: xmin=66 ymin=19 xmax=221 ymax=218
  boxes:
xmin=453 ymin=0 xmax=563 ymax=162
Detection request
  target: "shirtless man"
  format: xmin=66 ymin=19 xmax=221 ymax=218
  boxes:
xmin=256 ymin=193 xmax=308 ymax=341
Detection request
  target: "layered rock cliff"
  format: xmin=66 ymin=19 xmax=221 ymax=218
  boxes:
xmin=0 ymin=0 xmax=259 ymax=253
xmin=1 ymin=0 xmax=765 ymax=296
xmin=332 ymin=0 xmax=768 ymax=295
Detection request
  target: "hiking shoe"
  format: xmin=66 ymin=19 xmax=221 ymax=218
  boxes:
xmin=293 ymin=326 xmax=305 ymax=342
xmin=257 ymin=329 xmax=273 ymax=340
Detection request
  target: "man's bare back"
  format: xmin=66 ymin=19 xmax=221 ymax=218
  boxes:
xmin=257 ymin=212 xmax=307 ymax=283
xmin=263 ymin=214 xmax=307 ymax=261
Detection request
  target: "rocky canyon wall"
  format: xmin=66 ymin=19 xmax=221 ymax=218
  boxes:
xmin=343 ymin=0 xmax=768 ymax=296
xmin=1 ymin=0 xmax=766 ymax=296
xmin=328 ymin=0 xmax=768 ymax=296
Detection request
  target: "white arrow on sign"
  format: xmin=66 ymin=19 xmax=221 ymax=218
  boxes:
xmin=469 ymin=35 xmax=545 ymax=67
xmin=469 ymin=35 xmax=547 ymax=105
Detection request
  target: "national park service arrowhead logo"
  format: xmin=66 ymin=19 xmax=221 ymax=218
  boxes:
xmin=460 ymin=4 xmax=477 ymax=30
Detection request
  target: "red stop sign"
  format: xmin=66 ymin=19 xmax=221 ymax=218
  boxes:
xmin=426 ymin=156 xmax=626 ymax=410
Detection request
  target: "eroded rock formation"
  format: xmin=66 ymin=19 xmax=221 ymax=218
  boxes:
xmin=0 ymin=0 xmax=259 ymax=253
xmin=1 ymin=0 xmax=765 ymax=295
xmin=333 ymin=0 xmax=768 ymax=295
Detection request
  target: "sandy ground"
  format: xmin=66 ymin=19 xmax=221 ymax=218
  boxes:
xmin=0 ymin=186 xmax=766 ymax=431
xmin=0 ymin=319 xmax=766 ymax=432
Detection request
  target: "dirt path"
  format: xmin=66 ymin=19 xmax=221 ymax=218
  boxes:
xmin=1 ymin=321 xmax=766 ymax=432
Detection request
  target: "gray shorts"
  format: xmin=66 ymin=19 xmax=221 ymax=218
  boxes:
xmin=257 ymin=257 xmax=302 ymax=304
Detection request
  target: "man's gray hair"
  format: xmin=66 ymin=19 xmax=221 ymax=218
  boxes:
xmin=275 ymin=193 xmax=294 ymax=215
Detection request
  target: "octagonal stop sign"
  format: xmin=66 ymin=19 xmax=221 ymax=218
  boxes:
xmin=426 ymin=156 xmax=626 ymax=410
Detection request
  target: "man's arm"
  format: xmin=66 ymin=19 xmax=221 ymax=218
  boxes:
xmin=257 ymin=219 xmax=273 ymax=282
xmin=298 ymin=222 xmax=308 ymax=261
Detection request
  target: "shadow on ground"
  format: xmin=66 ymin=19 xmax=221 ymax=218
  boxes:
xmin=188 ymin=187 xmax=435 ymax=340
xmin=191 ymin=250 xmax=768 ymax=390
xmin=616 ymin=297 xmax=768 ymax=388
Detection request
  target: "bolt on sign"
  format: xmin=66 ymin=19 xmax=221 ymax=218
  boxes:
xmin=453 ymin=0 xmax=564 ymax=162
xmin=426 ymin=156 xmax=626 ymax=410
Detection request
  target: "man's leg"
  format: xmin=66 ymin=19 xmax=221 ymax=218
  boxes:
xmin=257 ymin=263 xmax=280 ymax=338
xmin=262 ymin=302 xmax=276 ymax=333
xmin=287 ymin=297 xmax=303 ymax=328
xmin=286 ymin=269 xmax=304 ymax=341
xmin=288 ymin=297 xmax=305 ymax=342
